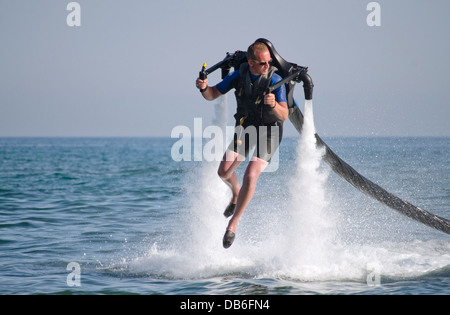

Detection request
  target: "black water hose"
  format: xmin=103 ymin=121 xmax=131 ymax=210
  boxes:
xmin=315 ymin=134 xmax=450 ymax=234
xmin=289 ymin=104 xmax=450 ymax=235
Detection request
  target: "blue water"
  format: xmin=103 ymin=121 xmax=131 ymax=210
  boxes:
xmin=0 ymin=137 xmax=449 ymax=295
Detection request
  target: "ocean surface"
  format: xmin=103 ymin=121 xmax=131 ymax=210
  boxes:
xmin=0 ymin=135 xmax=449 ymax=295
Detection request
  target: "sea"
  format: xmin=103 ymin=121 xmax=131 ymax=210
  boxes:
xmin=1 ymin=105 xmax=449 ymax=296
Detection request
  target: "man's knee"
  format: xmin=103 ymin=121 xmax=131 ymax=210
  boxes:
xmin=243 ymin=169 xmax=259 ymax=185
xmin=218 ymin=163 xmax=235 ymax=180
xmin=243 ymin=159 xmax=268 ymax=184
xmin=218 ymin=150 xmax=240 ymax=180
xmin=217 ymin=167 xmax=229 ymax=180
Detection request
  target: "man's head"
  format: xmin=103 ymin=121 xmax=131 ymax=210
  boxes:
xmin=247 ymin=42 xmax=272 ymax=76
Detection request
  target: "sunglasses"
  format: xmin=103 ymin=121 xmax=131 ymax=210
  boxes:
xmin=252 ymin=59 xmax=272 ymax=66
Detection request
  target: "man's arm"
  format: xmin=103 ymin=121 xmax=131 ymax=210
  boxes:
xmin=196 ymin=78 xmax=222 ymax=101
xmin=265 ymin=74 xmax=289 ymax=121
xmin=264 ymin=94 xmax=289 ymax=121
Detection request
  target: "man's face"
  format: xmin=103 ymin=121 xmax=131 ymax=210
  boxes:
xmin=248 ymin=50 xmax=272 ymax=76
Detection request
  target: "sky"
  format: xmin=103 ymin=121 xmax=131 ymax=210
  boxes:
xmin=0 ymin=0 xmax=449 ymax=137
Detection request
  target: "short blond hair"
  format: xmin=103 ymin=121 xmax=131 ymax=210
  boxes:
xmin=247 ymin=42 xmax=269 ymax=60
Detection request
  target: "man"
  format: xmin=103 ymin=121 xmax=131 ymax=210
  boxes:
xmin=195 ymin=41 xmax=288 ymax=248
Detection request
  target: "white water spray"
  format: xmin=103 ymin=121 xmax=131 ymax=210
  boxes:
xmin=282 ymin=100 xmax=334 ymax=276
xmin=124 ymin=97 xmax=449 ymax=285
xmin=185 ymin=95 xmax=230 ymax=254
xmin=127 ymin=96 xmax=233 ymax=278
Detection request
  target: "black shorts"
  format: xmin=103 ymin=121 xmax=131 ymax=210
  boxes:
xmin=227 ymin=120 xmax=283 ymax=162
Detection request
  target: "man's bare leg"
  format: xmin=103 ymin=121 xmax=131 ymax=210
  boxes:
xmin=217 ymin=150 xmax=243 ymax=204
xmin=223 ymin=157 xmax=268 ymax=248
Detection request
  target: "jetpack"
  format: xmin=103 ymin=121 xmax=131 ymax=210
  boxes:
xmin=201 ymin=38 xmax=450 ymax=235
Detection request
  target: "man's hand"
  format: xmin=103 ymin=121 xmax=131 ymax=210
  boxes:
xmin=265 ymin=94 xmax=288 ymax=121
xmin=196 ymin=78 xmax=221 ymax=101
xmin=264 ymin=93 xmax=276 ymax=108
xmin=196 ymin=78 xmax=208 ymax=91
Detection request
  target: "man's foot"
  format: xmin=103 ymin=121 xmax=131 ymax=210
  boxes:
xmin=222 ymin=230 xmax=235 ymax=249
xmin=223 ymin=202 xmax=236 ymax=218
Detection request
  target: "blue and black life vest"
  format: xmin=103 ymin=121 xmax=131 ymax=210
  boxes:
xmin=234 ymin=63 xmax=280 ymax=125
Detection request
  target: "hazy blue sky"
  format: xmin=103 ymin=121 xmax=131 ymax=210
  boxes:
xmin=1 ymin=0 xmax=449 ymax=137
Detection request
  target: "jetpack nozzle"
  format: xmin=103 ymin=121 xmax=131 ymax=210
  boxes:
xmin=300 ymin=72 xmax=314 ymax=100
